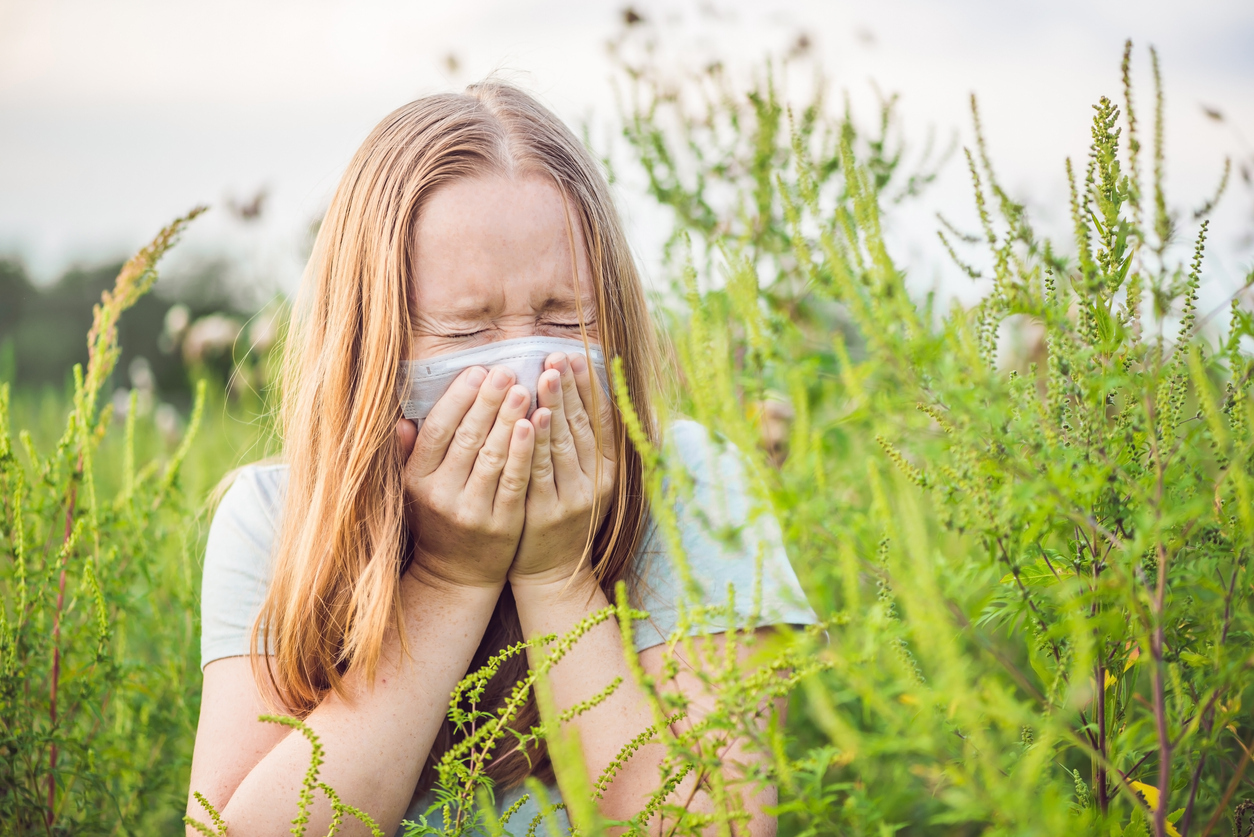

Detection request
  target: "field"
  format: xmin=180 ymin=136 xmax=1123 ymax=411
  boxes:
xmin=2 ymin=40 xmax=1253 ymax=837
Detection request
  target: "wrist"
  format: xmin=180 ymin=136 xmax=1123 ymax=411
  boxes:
xmin=508 ymin=563 xmax=600 ymax=599
xmin=405 ymin=561 xmax=507 ymax=600
xmin=510 ymin=566 xmax=610 ymax=645
xmin=407 ymin=545 xmax=512 ymax=592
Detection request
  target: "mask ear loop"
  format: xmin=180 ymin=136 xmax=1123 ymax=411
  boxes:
xmin=558 ymin=184 xmax=605 ymax=588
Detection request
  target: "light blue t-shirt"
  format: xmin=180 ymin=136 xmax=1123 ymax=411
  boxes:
xmin=200 ymin=419 xmax=816 ymax=834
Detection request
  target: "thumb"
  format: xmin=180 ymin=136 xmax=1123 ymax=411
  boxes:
xmin=396 ymin=418 xmax=418 ymax=465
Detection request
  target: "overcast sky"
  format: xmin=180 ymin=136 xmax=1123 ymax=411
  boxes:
xmin=1 ymin=0 xmax=1252 ymax=310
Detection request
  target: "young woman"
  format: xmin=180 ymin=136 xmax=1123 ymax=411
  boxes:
xmin=187 ymin=81 xmax=815 ymax=836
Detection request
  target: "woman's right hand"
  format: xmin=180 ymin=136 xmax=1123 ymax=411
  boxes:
xmin=396 ymin=364 xmax=535 ymax=588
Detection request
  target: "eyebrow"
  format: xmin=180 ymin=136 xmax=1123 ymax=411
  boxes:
xmin=412 ymin=306 xmax=495 ymax=328
xmin=536 ymin=295 xmax=591 ymax=315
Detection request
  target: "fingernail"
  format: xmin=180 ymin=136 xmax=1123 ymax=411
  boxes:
xmin=491 ymin=367 xmax=513 ymax=390
xmin=536 ymin=410 xmax=551 ymax=430
xmin=508 ymin=386 xmax=527 ymax=407
xmin=551 ymin=353 xmax=569 ymax=373
xmin=570 ymin=353 xmax=588 ymax=374
xmin=465 ymin=367 xmax=487 ymax=387
xmin=546 ymin=371 xmax=561 ymax=393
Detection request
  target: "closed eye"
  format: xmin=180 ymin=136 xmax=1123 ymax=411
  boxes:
xmin=444 ymin=330 xmax=489 ymax=339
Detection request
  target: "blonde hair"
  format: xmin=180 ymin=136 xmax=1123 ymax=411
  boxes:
xmin=253 ymin=81 xmax=661 ymax=789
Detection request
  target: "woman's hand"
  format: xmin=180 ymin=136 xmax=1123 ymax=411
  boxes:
xmin=509 ymin=351 xmax=616 ymax=587
xmin=397 ymin=365 xmax=535 ymax=588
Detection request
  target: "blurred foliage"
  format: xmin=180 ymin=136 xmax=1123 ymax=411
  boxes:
xmin=0 ymin=252 xmax=275 ymax=406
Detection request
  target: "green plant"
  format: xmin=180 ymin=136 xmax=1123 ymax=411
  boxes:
xmin=7 ymin=29 xmax=1253 ymax=837
xmin=0 ymin=210 xmax=215 ymax=834
xmin=630 ymin=38 xmax=1252 ymax=837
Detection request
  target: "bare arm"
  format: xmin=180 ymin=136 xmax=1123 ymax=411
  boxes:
xmin=187 ymin=579 xmax=502 ymax=836
xmin=187 ymin=365 xmax=538 ymax=835
xmin=513 ymin=575 xmax=783 ymax=835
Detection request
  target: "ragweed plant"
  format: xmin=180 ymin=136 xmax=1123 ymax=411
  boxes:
xmin=0 ymin=209 xmax=212 ymax=834
xmin=631 ymin=38 xmax=1252 ymax=837
xmin=10 ymin=28 xmax=1253 ymax=837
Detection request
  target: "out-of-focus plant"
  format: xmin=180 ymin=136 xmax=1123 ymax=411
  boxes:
xmin=0 ymin=209 xmax=212 ymax=834
xmin=608 ymin=11 xmax=949 ymax=360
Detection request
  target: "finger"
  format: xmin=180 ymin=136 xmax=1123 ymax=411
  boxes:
xmin=570 ymin=351 xmax=615 ymax=460
xmin=494 ymin=419 xmax=534 ymax=516
xmin=527 ymin=406 xmax=557 ymax=502
xmin=396 ymin=418 xmax=418 ymax=466
xmin=438 ymin=365 xmax=518 ymax=483
xmin=411 ymin=366 xmax=487 ymax=477
xmin=541 ymin=358 xmax=582 ymax=490
xmin=536 ymin=354 xmax=565 ymax=411
xmin=466 ymin=382 xmax=531 ymax=499
xmin=558 ymin=353 xmax=597 ymax=474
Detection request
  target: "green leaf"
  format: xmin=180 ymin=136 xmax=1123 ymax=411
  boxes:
xmin=1178 ymin=651 xmax=1211 ymax=669
xmin=1001 ymin=554 xmax=1071 ymax=587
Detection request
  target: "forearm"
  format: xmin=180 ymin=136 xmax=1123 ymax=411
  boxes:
xmin=512 ymin=571 xmax=779 ymax=835
xmin=512 ymin=570 xmax=677 ymax=821
xmin=217 ymin=575 xmax=501 ymax=836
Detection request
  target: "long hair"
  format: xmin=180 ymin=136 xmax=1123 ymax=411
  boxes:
xmin=252 ymin=81 xmax=661 ymax=791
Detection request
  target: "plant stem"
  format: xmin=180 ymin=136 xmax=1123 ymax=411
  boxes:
xmin=1096 ymin=657 xmax=1109 ymax=814
xmin=1151 ymin=541 xmax=1172 ymax=837
xmin=47 ymin=468 xmax=78 ymax=829
xmin=1198 ymin=733 xmax=1254 ymax=837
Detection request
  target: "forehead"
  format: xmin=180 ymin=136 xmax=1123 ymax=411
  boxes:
xmin=409 ymin=174 xmax=593 ymax=315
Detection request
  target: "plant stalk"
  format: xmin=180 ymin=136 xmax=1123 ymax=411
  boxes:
xmin=46 ymin=466 xmax=78 ymax=829
xmin=1151 ymin=541 xmax=1172 ymax=837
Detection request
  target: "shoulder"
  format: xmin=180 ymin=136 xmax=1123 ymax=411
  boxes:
xmin=630 ymin=420 xmax=817 ymax=651
xmin=661 ymin=419 xmax=756 ymax=513
xmin=213 ymin=462 xmax=288 ymax=531
xmin=662 ymin=418 xmax=729 ymax=474
xmin=200 ymin=463 xmax=288 ymax=669
xmin=205 ymin=461 xmax=288 ymax=580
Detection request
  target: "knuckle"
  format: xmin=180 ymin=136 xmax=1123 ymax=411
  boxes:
xmin=551 ymin=434 xmax=576 ymax=457
xmin=533 ymin=458 xmax=554 ymax=480
xmin=452 ymin=426 xmax=481 ymax=455
xmin=498 ymin=472 xmax=528 ymax=495
xmin=575 ymin=486 xmax=597 ymax=511
xmin=568 ymin=410 xmax=592 ymax=436
xmin=477 ymin=445 xmax=506 ymax=471
xmin=454 ymin=507 xmax=488 ymax=533
xmin=420 ymin=415 xmax=450 ymax=442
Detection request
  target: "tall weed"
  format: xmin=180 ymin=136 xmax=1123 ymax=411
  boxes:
xmin=0 ymin=210 xmax=215 ymax=834
xmin=631 ymin=40 xmax=1253 ymax=837
xmin=6 ymin=35 xmax=1252 ymax=837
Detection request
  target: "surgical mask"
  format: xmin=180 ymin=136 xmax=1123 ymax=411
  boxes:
xmin=397 ymin=336 xmax=609 ymax=427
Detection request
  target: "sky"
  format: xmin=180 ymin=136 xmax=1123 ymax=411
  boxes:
xmin=1 ymin=0 xmax=1252 ymax=311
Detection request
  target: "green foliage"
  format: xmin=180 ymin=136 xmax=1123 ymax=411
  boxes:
xmin=0 ymin=208 xmax=274 ymax=835
xmin=6 ymin=30 xmax=1253 ymax=837
xmin=627 ymin=38 xmax=1254 ymax=837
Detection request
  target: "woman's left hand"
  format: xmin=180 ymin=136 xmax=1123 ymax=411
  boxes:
xmin=509 ymin=351 xmax=616 ymax=587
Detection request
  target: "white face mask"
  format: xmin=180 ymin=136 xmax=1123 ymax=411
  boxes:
xmin=397 ymin=336 xmax=609 ymax=427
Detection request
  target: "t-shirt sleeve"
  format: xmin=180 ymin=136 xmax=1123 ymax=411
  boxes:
xmin=199 ymin=466 xmax=284 ymax=669
xmin=630 ymin=420 xmax=817 ymax=652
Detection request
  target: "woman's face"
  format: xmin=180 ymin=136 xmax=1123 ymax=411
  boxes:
xmin=408 ymin=174 xmax=599 ymax=361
